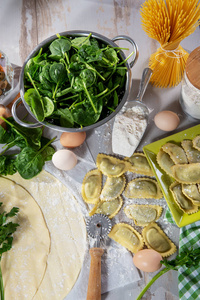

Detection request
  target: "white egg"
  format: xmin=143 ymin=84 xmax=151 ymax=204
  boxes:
xmin=52 ymin=149 xmax=77 ymax=170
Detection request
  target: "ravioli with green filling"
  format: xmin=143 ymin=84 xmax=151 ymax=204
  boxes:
xmin=81 ymin=169 xmax=102 ymax=204
xmin=171 ymin=163 xmax=200 ymax=184
xmin=89 ymin=196 xmax=123 ymax=218
xmin=125 ymin=152 xmax=154 ymax=176
xmin=162 ymin=142 xmax=188 ymax=164
xmin=96 ymin=154 xmax=131 ymax=177
xmin=124 ymin=204 xmax=163 ymax=226
xmin=170 ymin=181 xmax=198 ymax=214
xmin=108 ymin=223 xmax=144 ymax=253
xmin=100 ymin=175 xmax=126 ymax=200
xmin=124 ymin=178 xmax=163 ymax=199
xmin=142 ymin=222 xmax=177 ymax=257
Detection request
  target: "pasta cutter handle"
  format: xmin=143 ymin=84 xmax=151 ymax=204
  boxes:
xmin=86 ymin=247 xmax=104 ymax=300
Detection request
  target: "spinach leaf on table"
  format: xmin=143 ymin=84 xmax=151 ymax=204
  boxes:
xmin=0 ymin=117 xmax=55 ymax=179
xmin=0 ymin=156 xmax=16 ymax=176
xmin=15 ymin=136 xmax=56 ymax=180
xmin=0 ymin=117 xmax=43 ymax=150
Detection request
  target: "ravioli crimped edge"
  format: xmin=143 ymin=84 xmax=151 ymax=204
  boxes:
xmin=142 ymin=222 xmax=177 ymax=258
xmin=170 ymin=181 xmax=199 ymax=214
xmin=100 ymin=174 xmax=126 ymax=201
xmin=89 ymin=196 xmax=123 ymax=219
xmin=124 ymin=177 xmax=163 ymax=199
xmin=108 ymin=222 xmax=144 ymax=254
xmin=124 ymin=204 xmax=163 ymax=226
xmin=81 ymin=168 xmax=102 ymax=204
xmin=125 ymin=152 xmax=154 ymax=176
xmin=96 ymin=153 xmax=131 ymax=177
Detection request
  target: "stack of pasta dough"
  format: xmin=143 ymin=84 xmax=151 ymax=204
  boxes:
xmin=0 ymin=171 xmax=87 ymax=300
xmin=82 ymin=152 xmax=177 ymax=258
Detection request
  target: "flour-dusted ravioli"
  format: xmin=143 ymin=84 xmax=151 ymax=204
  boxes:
xmin=125 ymin=152 xmax=154 ymax=176
xmin=181 ymin=140 xmax=200 ymax=163
xmin=171 ymin=163 xmax=200 ymax=184
xmin=170 ymin=182 xmax=198 ymax=214
xmin=142 ymin=222 xmax=177 ymax=257
xmin=182 ymin=184 xmax=200 ymax=206
xmin=162 ymin=142 xmax=188 ymax=164
xmin=108 ymin=223 xmax=144 ymax=253
xmin=89 ymin=196 xmax=123 ymax=218
xmin=124 ymin=204 xmax=163 ymax=226
xmin=124 ymin=178 xmax=163 ymax=199
xmin=81 ymin=169 xmax=102 ymax=204
xmin=96 ymin=153 xmax=131 ymax=177
xmin=156 ymin=148 xmax=174 ymax=177
xmin=100 ymin=175 xmax=126 ymax=201
xmin=193 ymin=135 xmax=200 ymax=151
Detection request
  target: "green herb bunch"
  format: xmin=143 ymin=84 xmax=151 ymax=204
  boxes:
xmin=136 ymin=247 xmax=200 ymax=300
xmin=0 ymin=202 xmax=19 ymax=300
xmin=24 ymin=33 xmax=133 ymax=128
xmin=0 ymin=116 xmax=55 ymax=179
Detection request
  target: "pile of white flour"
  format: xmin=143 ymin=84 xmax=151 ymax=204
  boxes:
xmin=112 ymin=106 xmax=147 ymax=157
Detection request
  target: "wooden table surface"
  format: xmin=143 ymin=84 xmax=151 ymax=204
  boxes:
xmin=1 ymin=1 xmax=200 ymax=300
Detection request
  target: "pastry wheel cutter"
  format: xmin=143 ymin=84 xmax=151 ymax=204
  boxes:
xmin=86 ymin=214 xmax=112 ymax=300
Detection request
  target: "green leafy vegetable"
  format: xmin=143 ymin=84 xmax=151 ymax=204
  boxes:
xmin=0 ymin=202 xmax=19 ymax=300
xmin=136 ymin=247 xmax=200 ymax=300
xmin=49 ymin=38 xmax=71 ymax=60
xmin=0 ymin=117 xmax=56 ymax=179
xmin=15 ymin=136 xmax=56 ymax=179
xmin=23 ymin=33 xmax=131 ymax=128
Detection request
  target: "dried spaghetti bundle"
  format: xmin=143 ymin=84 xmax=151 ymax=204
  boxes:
xmin=140 ymin=0 xmax=200 ymax=88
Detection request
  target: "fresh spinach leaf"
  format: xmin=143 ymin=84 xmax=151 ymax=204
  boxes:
xmin=43 ymin=97 xmax=55 ymax=117
xmin=71 ymin=98 xmax=103 ymax=126
xmin=24 ymin=88 xmax=45 ymax=122
xmin=0 ymin=156 xmax=16 ymax=176
xmin=54 ymin=108 xmax=74 ymax=127
xmin=0 ymin=117 xmax=43 ymax=150
xmin=49 ymin=39 xmax=71 ymax=60
xmin=71 ymin=35 xmax=91 ymax=49
xmin=49 ymin=63 xmax=67 ymax=84
xmin=15 ymin=137 xmax=56 ymax=179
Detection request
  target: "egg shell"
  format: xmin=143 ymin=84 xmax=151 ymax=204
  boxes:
xmin=154 ymin=110 xmax=180 ymax=132
xmin=133 ymin=249 xmax=162 ymax=272
xmin=52 ymin=149 xmax=77 ymax=170
xmin=60 ymin=132 xmax=86 ymax=148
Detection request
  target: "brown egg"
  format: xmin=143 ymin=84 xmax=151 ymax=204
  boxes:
xmin=133 ymin=249 xmax=162 ymax=272
xmin=0 ymin=104 xmax=12 ymax=129
xmin=60 ymin=131 xmax=86 ymax=148
xmin=154 ymin=110 xmax=180 ymax=131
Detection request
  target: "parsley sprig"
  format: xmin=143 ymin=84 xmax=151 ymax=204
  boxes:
xmin=0 ymin=202 xmax=19 ymax=300
xmin=136 ymin=247 xmax=200 ymax=300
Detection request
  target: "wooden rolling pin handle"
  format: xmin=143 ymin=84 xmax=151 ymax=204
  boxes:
xmin=86 ymin=247 xmax=104 ymax=300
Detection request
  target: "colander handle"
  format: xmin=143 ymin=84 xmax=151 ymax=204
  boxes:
xmin=11 ymin=97 xmax=42 ymax=128
xmin=112 ymin=35 xmax=139 ymax=69
xmin=86 ymin=247 xmax=104 ymax=300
